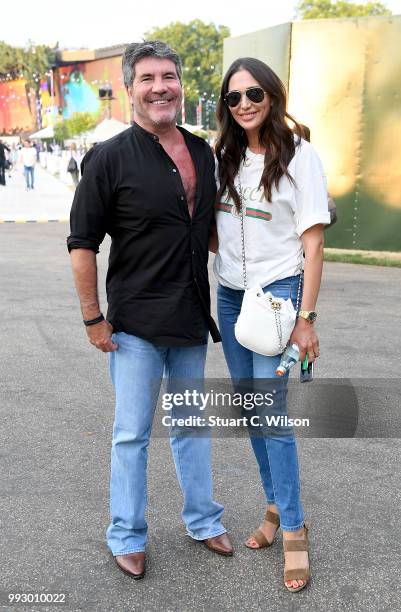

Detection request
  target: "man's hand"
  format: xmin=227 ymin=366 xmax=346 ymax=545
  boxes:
xmin=86 ymin=319 xmax=118 ymax=352
xmin=289 ymin=317 xmax=319 ymax=363
xmin=69 ymin=249 xmax=117 ymax=352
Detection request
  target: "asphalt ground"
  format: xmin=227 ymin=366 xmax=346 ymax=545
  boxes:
xmin=1 ymin=222 xmax=401 ymax=612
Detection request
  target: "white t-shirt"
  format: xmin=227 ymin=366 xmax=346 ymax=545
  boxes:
xmin=213 ymin=138 xmax=331 ymax=290
xmin=20 ymin=147 xmax=37 ymax=167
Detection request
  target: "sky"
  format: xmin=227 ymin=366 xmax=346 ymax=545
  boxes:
xmin=2 ymin=0 xmax=401 ymax=49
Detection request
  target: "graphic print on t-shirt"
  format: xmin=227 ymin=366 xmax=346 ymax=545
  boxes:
xmin=216 ymin=200 xmax=272 ymax=222
xmin=215 ymin=188 xmax=272 ymax=222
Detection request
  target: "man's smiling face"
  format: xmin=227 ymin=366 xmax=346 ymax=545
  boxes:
xmin=129 ymin=57 xmax=182 ymax=130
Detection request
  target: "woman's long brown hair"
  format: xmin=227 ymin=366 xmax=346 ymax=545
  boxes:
xmin=215 ymin=57 xmax=304 ymax=211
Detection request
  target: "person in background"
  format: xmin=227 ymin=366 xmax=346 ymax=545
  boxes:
xmin=0 ymin=140 xmax=10 ymax=186
xmin=8 ymin=144 xmax=18 ymax=178
xmin=67 ymin=143 xmax=80 ymax=188
xmin=20 ymin=141 xmax=37 ymax=190
xmin=32 ymin=140 xmax=41 ymax=161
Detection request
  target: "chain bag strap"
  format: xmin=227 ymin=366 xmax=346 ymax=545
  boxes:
xmin=236 ymin=171 xmax=303 ymax=354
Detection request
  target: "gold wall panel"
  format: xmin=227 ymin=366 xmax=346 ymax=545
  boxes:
xmin=362 ymin=18 xmax=401 ymax=210
xmin=224 ymin=16 xmax=401 ymax=250
xmin=289 ymin=16 xmax=401 ymax=249
xmin=223 ymin=23 xmax=291 ymax=88
xmin=289 ymin=19 xmax=366 ymax=199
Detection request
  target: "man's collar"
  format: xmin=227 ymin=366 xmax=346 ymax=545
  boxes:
xmin=131 ymin=122 xmax=160 ymax=142
xmin=131 ymin=121 xmax=198 ymax=144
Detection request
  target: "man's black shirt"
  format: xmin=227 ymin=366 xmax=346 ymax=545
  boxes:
xmin=67 ymin=122 xmax=221 ymax=347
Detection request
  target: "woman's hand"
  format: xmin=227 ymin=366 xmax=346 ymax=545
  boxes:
xmin=289 ymin=317 xmax=319 ymax=363
xmin=290 ymin=223 xmax=324 ymax=363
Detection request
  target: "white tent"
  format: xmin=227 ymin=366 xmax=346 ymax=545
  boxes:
xmin=85 ymin=118 xmax=130 ymax=144
xmin=29 ymin=125 xmax=54 ymax=139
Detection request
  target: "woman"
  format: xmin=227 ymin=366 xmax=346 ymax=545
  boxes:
xmin=67 ymin=143 xmax=80 ymax=188
xmin=212 ymin=58 xmax=330 ymax=592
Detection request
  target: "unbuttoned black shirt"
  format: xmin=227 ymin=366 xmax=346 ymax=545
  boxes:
xmin=67 ymin=122 xmax=220 ymax=347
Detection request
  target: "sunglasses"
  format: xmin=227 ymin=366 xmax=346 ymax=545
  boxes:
xmin=224 ymin=86 xmax=267 ymax=108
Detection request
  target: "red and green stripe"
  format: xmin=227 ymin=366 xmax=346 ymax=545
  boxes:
xmin=215 ymin=202 xmax=232 ymax=213
xmin=246 ymin=207 xmax=272 ymax=221
xmin=216 ymin=202 xmax=272 ymax=222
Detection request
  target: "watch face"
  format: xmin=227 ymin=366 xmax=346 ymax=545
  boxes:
xmin=308 ymin=312 xmax=317 ymax=323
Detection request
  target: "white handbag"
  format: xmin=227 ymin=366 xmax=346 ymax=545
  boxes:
xmin=234 ymin=176 xmax=302 ymax=356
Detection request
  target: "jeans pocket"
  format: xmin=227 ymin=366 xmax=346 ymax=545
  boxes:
xmin=263 ymin=283 xmax=292 ymax=300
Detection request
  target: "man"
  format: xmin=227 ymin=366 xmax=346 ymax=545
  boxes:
xmin=67 ymin=40 xmax=233 ymax=580
xmin=0 ymin=140 xmax=10 ymax=186
xmin=20 ymin=140 xmax=37 ymax=190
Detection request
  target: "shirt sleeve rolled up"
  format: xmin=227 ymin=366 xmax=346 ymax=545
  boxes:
xmin=67 ymin=146 xmax=114 ymax=253
xmin=293 ymin=140 xmax=331 ymax=237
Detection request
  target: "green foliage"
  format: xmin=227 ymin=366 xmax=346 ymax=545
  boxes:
xmin=0 ymin=40 xmax=56 ymax=82
xmin=54 ymin=112 xmax=98 ymax=142
xmin=192 ymin=129 xmax=209 ymax=140
xmin=296 ymin=0 xmax=391 ymax=19
xmin=145 ymin=20 xmax=230 ymax=128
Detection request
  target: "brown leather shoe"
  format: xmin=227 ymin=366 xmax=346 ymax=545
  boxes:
xmin=202 ymin=533 xmax=234 ymax=556
xmin=115 ymin=552 xmax=146 ymax=579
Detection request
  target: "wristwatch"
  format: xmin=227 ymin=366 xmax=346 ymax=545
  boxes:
xmin=298 ymin=310 xmax=318 ymax=323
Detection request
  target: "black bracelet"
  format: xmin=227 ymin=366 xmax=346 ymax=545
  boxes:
xmin=83 ymin=313 xmax=105 ymax=327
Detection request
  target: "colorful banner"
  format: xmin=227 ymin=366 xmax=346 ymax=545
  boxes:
xmin=57 ymin=56 xmax=129 ymax=123
xmin=0 ymin=79 xmax=35 ymax=134
xmin=0 ymin=53 xmax=130 ymax=135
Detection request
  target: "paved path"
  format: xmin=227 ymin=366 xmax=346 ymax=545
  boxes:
xmin=0 ymin=165 xmax=72 ymax=222
xmin=0 ymin=223 xmax=400 ymax=612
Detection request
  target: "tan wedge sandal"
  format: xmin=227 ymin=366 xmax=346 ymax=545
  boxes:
xmin=245 ymin=509 xmax=280 ymax=549
xmin=283 ymin=524 xmax=310 ymax=593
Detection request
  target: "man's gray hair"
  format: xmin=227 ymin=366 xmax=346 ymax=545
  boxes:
xmin=122 ymin=40 xmax=182 ymax=88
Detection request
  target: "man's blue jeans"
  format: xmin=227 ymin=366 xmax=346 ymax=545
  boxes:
xmin=24 ymin=165 xmax=34 ymax=189
xmin=106 ymin=332 xmax=226 ymax=555
xmin=217 ymin=276 xmax=305 ymax=531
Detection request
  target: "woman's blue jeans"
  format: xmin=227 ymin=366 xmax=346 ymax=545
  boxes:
xmin=217 ymin=275 xmax=305 ymax=531
xmin=106 ymin=332 xmax=226 ymax=555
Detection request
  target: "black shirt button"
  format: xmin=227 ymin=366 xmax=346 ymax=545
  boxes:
xmin=192 ymin=249 xmax=195 ymax=255
xmin=180 ymin=196 xmax=184 ymax=200
xmin=172 ymin=168 xmax=177 ymax=173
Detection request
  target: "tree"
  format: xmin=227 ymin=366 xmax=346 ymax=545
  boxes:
xmin=0 ymin=40 xmax=56 ymax=82
xmin=296 ymin=0 xmax=391 ymax=19
xmin=145 ymin=20 xmax=230 ymax=128
xmin=54 ymin=112 xmax=98 ymax=143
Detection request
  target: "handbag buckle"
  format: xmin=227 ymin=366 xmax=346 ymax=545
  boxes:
xmin=271 ymin=300 xmax=282 ymax=311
